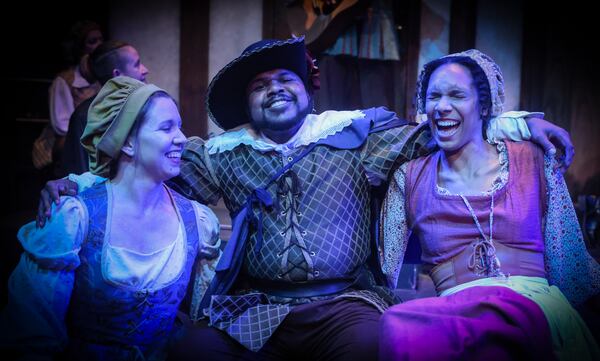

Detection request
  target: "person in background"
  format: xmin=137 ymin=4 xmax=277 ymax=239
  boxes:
xmin=50 ymin=20 xmax=103 ymax=138
xmin=59 ymin=40 xmax=149 ymax=176
xmin=33 ymin=20 xmax=104 ymax=175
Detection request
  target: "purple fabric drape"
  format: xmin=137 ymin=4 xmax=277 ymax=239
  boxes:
xmin=379 ymin=285 xmax=555 ymax=361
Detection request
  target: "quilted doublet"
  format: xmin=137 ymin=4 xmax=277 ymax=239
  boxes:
xmin=214 ymin=145 xmax=372 ymax=281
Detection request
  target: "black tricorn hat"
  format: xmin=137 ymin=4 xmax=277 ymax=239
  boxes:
xmin=206 ymin=37 xmax=308 ymax=130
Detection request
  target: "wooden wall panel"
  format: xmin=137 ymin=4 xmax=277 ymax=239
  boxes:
xmin=180 ymin=0 xmax=209 ymax=138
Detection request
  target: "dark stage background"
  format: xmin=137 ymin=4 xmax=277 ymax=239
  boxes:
xmin=3 ymin=0 xmax=600 ymax=340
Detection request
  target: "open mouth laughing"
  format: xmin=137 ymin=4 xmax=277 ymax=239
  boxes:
xmin=435 ymin=118 xmax=460 ymax=138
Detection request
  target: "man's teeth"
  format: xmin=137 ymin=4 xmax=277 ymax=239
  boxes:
xmin=166 ymin=152 xmax=181 ymax=159
xmin=437 ymin=120 xmax=459 ymax=127
xmin=268 ymin=99 xmax=288 ymax=108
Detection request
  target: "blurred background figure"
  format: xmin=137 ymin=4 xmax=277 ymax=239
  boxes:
xmin=32 ymin=20 xmax=104 ymax=175
xmin=58 ymin=40 xmax=149 ymax=177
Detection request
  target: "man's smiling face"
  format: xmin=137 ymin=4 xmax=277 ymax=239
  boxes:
xmin=246 ymin=68 xmax=311 ymax=135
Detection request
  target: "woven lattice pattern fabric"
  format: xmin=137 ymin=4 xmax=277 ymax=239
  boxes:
xmin=208 ymin=289 xmax=387 ymax=351
xmin=210 ymin=293 xmax=290 ymax=351
xmin=168 ymin=115 xmax=433 ymax=349
xmin=172 ymin=122 xmax=431 ymax=282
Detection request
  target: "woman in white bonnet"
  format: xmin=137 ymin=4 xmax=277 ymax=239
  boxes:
xmin=379 ymin=50 xmax=600 ymax=360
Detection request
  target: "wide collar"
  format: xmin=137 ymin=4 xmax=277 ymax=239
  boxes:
xmin=206 ymin=109 xmax=366 ymax=155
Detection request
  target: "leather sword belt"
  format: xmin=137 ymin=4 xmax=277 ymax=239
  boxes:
xmin=248 ymin=277 xmax=356 ymax=298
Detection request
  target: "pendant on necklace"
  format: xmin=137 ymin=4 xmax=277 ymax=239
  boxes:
xmin=468 ymin=237 xmax=505 ymax=278
xmin=461 ymin=192 xmax=508 ymax=282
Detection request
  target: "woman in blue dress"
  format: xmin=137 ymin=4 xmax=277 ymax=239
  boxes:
xmin=1 ymin=76 xmax=221 ymax=361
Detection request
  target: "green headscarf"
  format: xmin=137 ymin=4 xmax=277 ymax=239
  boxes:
xmin=81 ymin=76 xmax=164 ymax=177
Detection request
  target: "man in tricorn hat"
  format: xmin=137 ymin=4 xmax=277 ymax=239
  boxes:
xmin=40 ymin=37 xmax=573 ymax=360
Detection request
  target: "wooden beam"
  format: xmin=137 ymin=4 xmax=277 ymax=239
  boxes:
xmin=519 ymin=1 xmax=545 ymax=112
xmin=403 ymin=0 xmax=421 ymax=119
xmin=263 ymin=0 xmax=275 ymax=39
xmin=263 ymin=0 xmax=291 ymax=39
xmin=449 ymin=0 xmax=477 ymax=53
xmin=179 ymin=0 xmax=209 ymax=138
